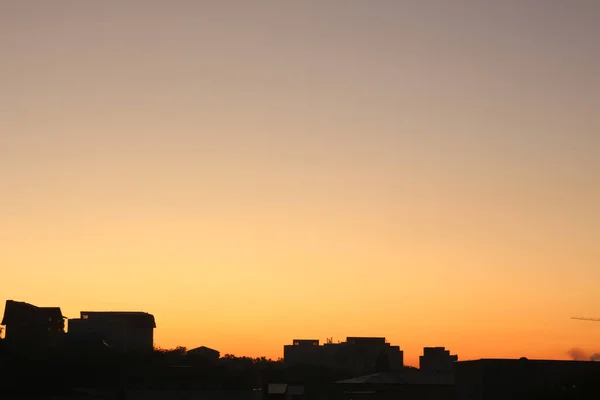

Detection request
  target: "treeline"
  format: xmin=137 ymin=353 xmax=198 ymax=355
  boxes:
xmin=0 ymin=340 xmax=358 ymax=394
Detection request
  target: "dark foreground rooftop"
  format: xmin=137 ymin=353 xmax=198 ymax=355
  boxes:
xmin=337 ymin=370 xmax=454 ymax=385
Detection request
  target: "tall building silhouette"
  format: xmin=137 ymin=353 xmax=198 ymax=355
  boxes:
xmin=284 ymin=336 xmax=404 ymax=373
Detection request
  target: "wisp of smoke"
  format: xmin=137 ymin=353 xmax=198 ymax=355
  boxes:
xmin=568 ymin=348 xmax=600 ymax=361
xmin=567 ymin=348 xmax=588 ymax=361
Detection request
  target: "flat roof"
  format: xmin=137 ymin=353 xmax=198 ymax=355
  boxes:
xmin=78 ymin=311 xmax=156 ymax=328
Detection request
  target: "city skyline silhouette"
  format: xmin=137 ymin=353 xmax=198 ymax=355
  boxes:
xmin=2 ymin=297 xmax=600 ymax=398
xmin=2 ymin=298 xmax=599 ymax=368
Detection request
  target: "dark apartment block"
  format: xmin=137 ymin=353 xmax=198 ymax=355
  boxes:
xmin=284 ymin=339 xmax=323 ymax=367
xmin=419 ymin=347 xmax=458 ymax=373
xmin=68 ymin=311 xmax=156 ymax=352
xmin=1 ymin=300 xmax=65 ymax=346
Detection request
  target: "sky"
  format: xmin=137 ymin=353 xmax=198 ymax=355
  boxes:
xmin=1 ymin=0 xmax=599 ymax=366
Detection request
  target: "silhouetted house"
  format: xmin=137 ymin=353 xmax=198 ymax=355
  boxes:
xmin=455 ymin=358 xmax=600 ymax=399
xmin=1 ymin=300 xmax=65 ymax=347
xmin=187 ymin=346 xmax=220 ymax=361
xmin=284 ymin=337 xmax=404 ymax=373
xmin=335 ymin=370 xmax=454 ymax=400
xmin=68 ymin=311 xmax=155 ymax=352
xmin=419 ymin=347 xmax=458 ymax=373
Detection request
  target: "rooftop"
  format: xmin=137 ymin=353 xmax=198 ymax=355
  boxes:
xmin=337 ymin=371 xmax=454 ymax=385
xmin=188 ymin=346 xmax=220 ymax=354
xmin=79 ymin=311 xmax=156 ymax=328
xmin=1 ymin=300 xmax=64 ymax=325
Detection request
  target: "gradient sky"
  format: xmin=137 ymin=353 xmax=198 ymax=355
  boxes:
xmin=1 ymin=0 xmax=599 ymax=366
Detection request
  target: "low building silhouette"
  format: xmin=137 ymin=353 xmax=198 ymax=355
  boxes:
xmin=1 ymin=299 xmax=65 ymax=347
xmin=68 ymin=311 xmax=155 ymax=352
xmin=187 ymin=346 xmax=220 ymax=362
xmin=284 ymin=337 xmax=403 ymax=373
xmin=419 ymin=347 xmax=458 ymax=373
xmin=455 ymin=358 xmax=600 ymax=399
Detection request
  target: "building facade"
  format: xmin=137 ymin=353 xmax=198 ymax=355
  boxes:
xmin=68 ymin=311 xmax=155 ymax=352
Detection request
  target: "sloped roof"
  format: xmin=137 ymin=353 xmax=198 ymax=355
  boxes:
xmin=188 ymin=346 xmax=220 ymax=355
xmin=337 ymin=371 xmax=454 ymax=385
xmin=1 ymin=300 xmax=64 ymax=325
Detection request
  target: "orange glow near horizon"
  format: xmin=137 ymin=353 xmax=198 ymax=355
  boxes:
xmin=1 ymin=1 xmax=599 ymax=368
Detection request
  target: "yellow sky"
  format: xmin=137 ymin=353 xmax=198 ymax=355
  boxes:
xmin=1 ymin=1 xmax=599 ymax=366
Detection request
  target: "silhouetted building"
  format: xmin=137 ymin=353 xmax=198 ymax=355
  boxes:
xmin=419 ymin=347 xmax=458 ymax=373
xmin=187 ymin=346 xmax=220 ymax=361
xmin=1 ymin=300 xmax=65 ymax=347
xmin=284 ymin=337 xmax=403 ymax=373
xmin=68 ymin=311 xmax=155 ymax=352
xmin=284 ymin=340 xmax=322 ymax=366
xmin=455 ymin=358 xmax=600 ymax=399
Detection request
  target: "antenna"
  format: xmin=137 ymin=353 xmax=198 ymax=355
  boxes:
xmin=571 ymin=317 xmax=600 ymax=322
